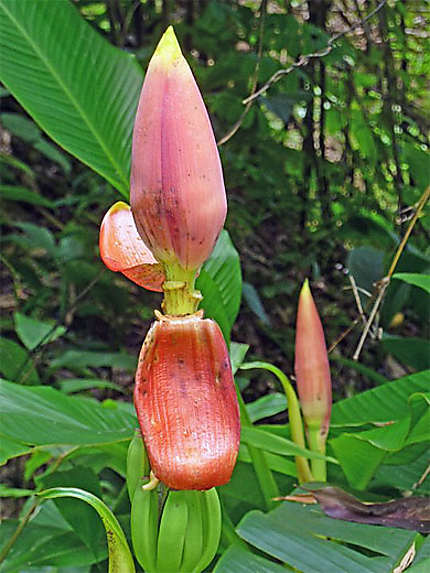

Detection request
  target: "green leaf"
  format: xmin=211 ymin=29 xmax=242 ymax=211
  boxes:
xmin=346 ymin=246 xmax=384 ymax=306
xmin=0 ymin=0 xmax=143 ymax=194
xmin=350 ymin=110 xmax=377 ymax=162
xmin=38 ymin=488 xmax=135 ymax=573
xmin=15 ymin=313 xmax=66 ymax=351
xmin=0 ymin=185 xmax=55 ymax=207
xmin=331 ymin=371 xmax=430 ymax=427
xmin=393 ymin=273 xmax=430 ymax=294
xmin=0 ymin=338 xmax=40 ymax=385
xmin=0 ymin=379 xmax=135 ymax=447
xmin=230 ymin=342 xmax=249 ymax=375
xmin=373 ymin=449 xmax=430 ymax=495
xmin=242 ymin=282 xmax=271 ymax=326
xmin=263 ymin=95 xmax=294 ymax=124
xmin=219 ymin=461 xmax=265 ymax=510
xmin=329 ymin=355 xmax=388 ymax=385
xmin=1 ymin=112 xmax=40 ymax=142
xmin=0 ymin=485 xmax=34 ymax=498
xmin=1 ymin=112 xmax=71 ymax=172
xmin=409 ymin=536 xmax=430 ymax=572
xmin=403 ymin=145 xmax=430 ymax=190
xmin=197 ymin=268 xmax=231 ymax=341
xmin=329 ymin=371 xmax=430 ymax=489
xmin=330 ymin=417 xmax=410 ymax=490
xmin=407 ymin=393 xmax=430 ymax=446
xmin=49 ymin=350 xmax=136 ymax=372
xmin=39 ymin=468 xmax=105 ymax=561
xmin=0 ymin=435 xmax=31 ymax=465
xmin=34 ymin=139 xmax=71 ymax=174
xmin=59 ymin=378 xmax=125 ymax=394
xmin=0 ymin=501 xmax=104 ymax=571
xmin=241 ymin=426 xmax=337 ymax=463
xmin=197 ymin=230 xmax=242 ymax=341
xmin=14 ymin=222 xmax=57 ymax=256
xmin=382 ymin=336 xmax=430 ymax=370
xmin=238 ymin=445 xmax=297 ymax=478
xmin=215 ymin=543 xmax=286 ymax=573
xmin=235 ymin=502 xmax=418 ymax=573
xmin=246 ymin=393 xmax=287 ymax=423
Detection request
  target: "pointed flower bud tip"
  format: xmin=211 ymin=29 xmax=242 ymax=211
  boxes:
xmin=134 ymin=312 xmax=240 ymax=490
xmin=294 ymin=279 xmax=332 ymax=437
xmin=131 ymin=27 xmax=227 ymax=272
xmin=153 ymin=26 xmax=182 ymax=67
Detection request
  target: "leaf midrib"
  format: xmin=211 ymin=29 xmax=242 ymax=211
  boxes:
xmin=0 ymin=0 xmax=129 ymax=191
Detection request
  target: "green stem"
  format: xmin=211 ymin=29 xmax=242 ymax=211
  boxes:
xmin=307 ymin=425 xmax=327 ymax=481
xmin=240 ymin=362 xmax=313 ymax=483
xmin=237 ymin=390 xmax=279 ymax=510
xmin=161 ymin=263 xmax=202 ymax=315
xmin=219 ymin=498 xmax=247 ymax=549
xmin=0 ymin=498 xmax=39 ymax=564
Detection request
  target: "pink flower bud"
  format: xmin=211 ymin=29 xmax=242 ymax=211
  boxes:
xmin=99 ymin=202 xmax=164 ymax=291
xmin=134 ymin=311 xmax=240 ymax=490
xmin=294 ymin=280 xmax=332 ymax=438
xmin=130 ymin=27 xmax=227 ymax=271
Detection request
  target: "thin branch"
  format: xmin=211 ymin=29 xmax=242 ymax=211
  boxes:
xmin=328 ymin=316 xmax=360 ymax=354
xmin=386 ymin=186 xmax=430 ymax=280
xmin=242 ymin=0 xmax=388 ymax=106
xmin=217 ymin=0 xmax=267 ymax=146
xmin=348 ymin=273 xmax=367 ymax=326
xmin=352 ymin=185 xmax=430 ymax=361
xmin=412 ymin=463 xmax=430 ymax=491
xmin=352 ymin=279 xmax=388 ymax=361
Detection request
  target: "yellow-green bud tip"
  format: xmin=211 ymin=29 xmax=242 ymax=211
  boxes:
xmin=153 ymin=26 xmax=182 ymax=67
xmin=108 ymin=201 xmax=130 ymax=215
xmin=300 ymin=278 xmax=311 ymax=298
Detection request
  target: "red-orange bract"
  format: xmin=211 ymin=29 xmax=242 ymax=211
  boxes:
xmin=99 ymin=201 xmax=164 ymax=291
xmin=294 ymin=279 xmax=332 ymax=438
xmin=130 ymin=27 xmax=227 ymax=271
xmin=134 ymin=312 xmax=240 ymax=490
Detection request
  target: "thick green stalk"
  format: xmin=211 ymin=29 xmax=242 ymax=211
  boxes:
xmin=161 ymin=262 xmax=202 ymax=315
xmin=237 ymin=390 xmax=279 ymax=510
xmin=240 ymin=362 xmax=313 ymax=483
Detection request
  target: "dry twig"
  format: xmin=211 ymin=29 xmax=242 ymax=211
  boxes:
xmin=218 ymin=0 xmax=388 ymax=145
xmin=352 ymin=186 xmax=430 ymax=361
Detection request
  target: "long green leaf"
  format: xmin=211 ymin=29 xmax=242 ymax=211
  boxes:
xmin=0 ymin=379 xmax=135 ymax=446
xmin=198 ymin=230 xmax=242 ymax=342
xmin=331 ymin=370 xmax=430 ymax=426
xmin=241 ymin=426 xmax=338 ymax=463
xmin=39 ymin=487 xmax=135 ymax=573
xmin=232 ymin=502 xmax=419 ymax=573
xmin=330 ymin=370 xmax=430 ymax=490
xmin=393 ymin=273 xmax=430 ymax=294
xmin=0 ymin=500 xmax=106 ymax=570
xmin=0 ymin=0 xmax=143 ymax=195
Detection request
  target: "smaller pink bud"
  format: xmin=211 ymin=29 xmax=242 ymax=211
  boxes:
xmin=99 ymin=202 xmax=165 ymax=291
xmin=294 ymin=279 xmax=332 ymax=439
xmin=130 ymin=27 xmax=227 ymax=271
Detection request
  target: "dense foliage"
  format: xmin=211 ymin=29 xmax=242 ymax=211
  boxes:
xmin=0 ymin=1 xmax=429 ymax=571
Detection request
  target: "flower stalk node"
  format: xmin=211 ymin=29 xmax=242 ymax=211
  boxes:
xmin=141 ymin=471 xmax=160 ymax=491
xmin=161 ymin=280 xmax=202 ymax=315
